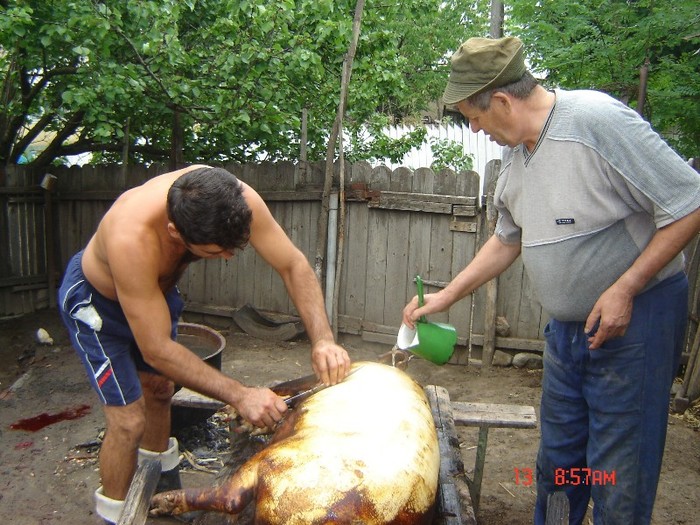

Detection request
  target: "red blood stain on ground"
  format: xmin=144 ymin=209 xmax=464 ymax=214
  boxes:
xmin=10 ymin=404 xmax=91 ymax=432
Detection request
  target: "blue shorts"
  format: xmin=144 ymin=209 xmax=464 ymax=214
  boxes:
xmin=58 ymin=251 xmax=184 ymax=406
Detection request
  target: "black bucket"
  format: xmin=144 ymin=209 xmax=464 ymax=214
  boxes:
xmin=171 ymin=322 xmax=226 ymax=430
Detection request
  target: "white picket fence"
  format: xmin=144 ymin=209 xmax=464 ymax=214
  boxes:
xmin=374 ymin=123 xmax=503 ymax=192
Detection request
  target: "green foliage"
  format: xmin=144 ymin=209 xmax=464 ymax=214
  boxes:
xmin=346 ymin=115 xmax=428 ymax=164
xmin=0 ymin=0 xmax=487 ymax=169
xmin=507 ymin=0 xmax=700 ymax=157
xmin=430 ymin=137 xmax=474 ymax=173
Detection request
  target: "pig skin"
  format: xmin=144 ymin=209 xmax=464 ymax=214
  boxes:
xmin=150 ymin=361 xmax=440 ymax=524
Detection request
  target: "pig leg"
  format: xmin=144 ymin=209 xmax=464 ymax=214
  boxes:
xmin=150 ymin=462 xmax=258 ymax=516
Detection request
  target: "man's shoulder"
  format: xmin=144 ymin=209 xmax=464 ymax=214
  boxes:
xmin=550 ymin=88 xmax=647 ymax=144
xmin=555 ymin=89 xmax=629 ymax=121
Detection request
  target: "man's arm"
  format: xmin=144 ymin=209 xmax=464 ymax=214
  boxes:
xmin=243 ymin=184 xmax=351 ymax=385
xmin=403 ymin=234 xmax=521 ymax=327
xmin=110 ymin=232 xmax=287 ymax=428
xmin=586 ymin=207 xmax=700 ymax=349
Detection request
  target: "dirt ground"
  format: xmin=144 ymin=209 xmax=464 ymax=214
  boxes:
xmin=1 ymin=308 xmax=698 ymax=525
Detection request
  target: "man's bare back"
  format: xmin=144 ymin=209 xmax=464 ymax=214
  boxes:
xmin=81 ymin=166 xmax=203 ymax=300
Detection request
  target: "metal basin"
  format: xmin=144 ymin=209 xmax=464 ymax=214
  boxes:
xmin=176 ymin=322 xmax=225 ymax=370
xmin=171 ymin=322 xmax=226 ymax=429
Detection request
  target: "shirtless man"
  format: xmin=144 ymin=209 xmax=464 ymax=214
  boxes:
xmin=58 ymin=165 xmax=351 ymax=524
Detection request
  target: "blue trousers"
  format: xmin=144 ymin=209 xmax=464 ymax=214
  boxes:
xmin=534 ymin=272 xmax=688 ymax=525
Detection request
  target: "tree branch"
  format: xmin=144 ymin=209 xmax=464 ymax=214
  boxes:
xmin=31 ymin=110 xmax=85 ymax=168
xmin=10 ymin=112 xmax=55 ymax=163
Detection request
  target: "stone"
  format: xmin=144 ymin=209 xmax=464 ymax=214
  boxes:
xmin=512 ymin=352 xmax=543 ymax=370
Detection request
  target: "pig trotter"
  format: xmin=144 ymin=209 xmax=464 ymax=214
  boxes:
xmin=150 ymin=490 xmax=187 ymax=516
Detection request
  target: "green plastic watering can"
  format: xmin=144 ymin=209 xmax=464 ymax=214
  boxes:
xmin=397 ymin=275 xmax=457 ymax=365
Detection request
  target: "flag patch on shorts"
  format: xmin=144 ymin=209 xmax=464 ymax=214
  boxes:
xmin=97 ymin=368 xmax=113 ymax=387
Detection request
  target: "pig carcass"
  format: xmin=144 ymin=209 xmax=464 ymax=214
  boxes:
xmin=150 ymin=361 xmax=440 ymax=524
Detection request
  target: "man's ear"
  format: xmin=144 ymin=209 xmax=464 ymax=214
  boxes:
xmin=167 ymin=222 xmax=182 ymax=240
xmin=492 ymin=92 xmax=512 ymax=113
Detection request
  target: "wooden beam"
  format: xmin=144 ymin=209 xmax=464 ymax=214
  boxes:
xmin=469 ymin=333 xmax=545 ymax=353
xmin=451 ymin=401 xmax=537 ymax=429
xmin=117 ymin=460 xmax=161 ymax=525
xmin=425 ymin=385 xmax=477 ymax=525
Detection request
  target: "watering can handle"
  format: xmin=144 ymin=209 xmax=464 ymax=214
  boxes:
xmin=415 ymin=275 xmax=427 ymax=324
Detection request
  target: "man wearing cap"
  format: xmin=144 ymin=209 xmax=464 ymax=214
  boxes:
xmin=403 ymin=36 xmax=700 ymax=524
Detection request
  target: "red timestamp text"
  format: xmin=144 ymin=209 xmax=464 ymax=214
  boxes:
xmin=513 ymin=467 xmax=534 ymax=486
xmin=554 ymin=467 xmax=616 ymax=486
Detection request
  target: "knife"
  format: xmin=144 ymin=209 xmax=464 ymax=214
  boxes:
xmin=283 ymin=366 xmax=364 ymax=409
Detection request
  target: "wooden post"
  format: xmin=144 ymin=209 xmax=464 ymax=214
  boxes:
xmin=545 ymin=491 xmax=570 ymax=524
xmin=314 ymin=0 xmax=366 ymax=283
xmin=296 ymin=108 xmax=309 ymax=188
xmin=489 ymin=0 xmax=504 ymax=38
xmin=117 ymin=459 xmax=162 ymax=525
xmin=425 ymin=385 xmax=477 ymax=525
xmin=40 ymin=173 xmax=57 ymax=308
xmin=481 ymin=160 xmax=501 ymax=367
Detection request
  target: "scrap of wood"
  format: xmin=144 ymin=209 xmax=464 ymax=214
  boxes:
xmin=425 ymin=384 xmax=477 ymax=525
xmin=64 ymin=452 xmax=98 ymax=461
xmin=182 ymin=449 xmax=220 ymax=474
xmin=452 ymin=401 xmax=537 ymax=429
xmin=117 ymin=460 xmax=161 ymax=525
xmin=499 ymin=482 xmax=516 ymax=498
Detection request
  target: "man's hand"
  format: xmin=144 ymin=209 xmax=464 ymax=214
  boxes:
xmin=311 ymin=340 xmax=351 ymax=386
xmin=402 ymin=291 xmax=447 ymax=329
xmin=234 ymin=387 xmax=288 ymax=429
xmin=585 ymin=284 xmax=634 ymax=349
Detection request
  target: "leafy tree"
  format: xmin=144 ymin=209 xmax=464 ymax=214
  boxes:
xmin=507 ymin=0 xmax=700 ymax=157
xmin=430 ymin=137 xmax=474 ymax=172
xmin=0 ymin=0 xmax=487 ymax=170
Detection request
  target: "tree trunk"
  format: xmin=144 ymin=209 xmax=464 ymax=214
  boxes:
xmin=490 ymin=1 xmax=504 ymax=38
xmin=637 ymin=55 xmax=650 ymax=117
xmin=314 ymin=0 xmax=366 ymax=284
xmin=170 ymin=110 xmax=184 ymax=171
xmin=121 ymin=118 xmax=130 ymax=179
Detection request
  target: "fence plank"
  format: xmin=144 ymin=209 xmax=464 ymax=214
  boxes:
xmin=364 ymin=166 xmax=391 ymax=325
xmin=450 ymin=171 xmax=480 ymax=363
xmin=340 ymin=162 xmax=372 ymax=322
xmin=406 ymin=168 xmax=434 ymax=310
xmin=427 ymin=170 xmax=457 ymax=325
xmin=383 ymin=168 xmax=413 ymax=328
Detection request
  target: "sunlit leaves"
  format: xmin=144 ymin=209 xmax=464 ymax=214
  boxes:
xmin=507 ymin=0 xmax=700 ymax=156
xmin=1 ymin=0 xmax=492 ymax=167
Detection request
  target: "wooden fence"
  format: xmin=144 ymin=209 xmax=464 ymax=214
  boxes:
xmin=1 ymin=162 xmax=697 ymax=386
xmin=0 ymin=161 xmax=550 ymax=362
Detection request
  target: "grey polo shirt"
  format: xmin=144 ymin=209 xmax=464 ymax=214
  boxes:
xmin=495 ymin=89 xmax=700 ymax=321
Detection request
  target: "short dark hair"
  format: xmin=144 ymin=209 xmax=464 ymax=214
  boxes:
xmin=468 ymin=70 xmax=539 ymax=110
xmin=167 ymin=167 xmax=252 ymax=250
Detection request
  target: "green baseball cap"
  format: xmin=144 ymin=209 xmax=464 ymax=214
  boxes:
xmin=442 ymin=36 xmax=526 ymax=105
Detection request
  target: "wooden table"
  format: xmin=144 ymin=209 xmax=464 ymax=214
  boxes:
xmin=425 ymin=385 xmax=537 ymax=523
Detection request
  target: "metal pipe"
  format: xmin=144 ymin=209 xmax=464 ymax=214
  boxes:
xmin=324 ymin=191 xmax=339 ymax=320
